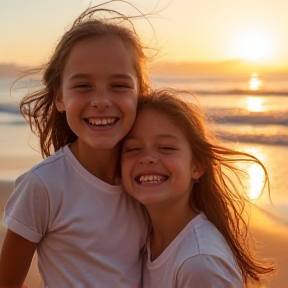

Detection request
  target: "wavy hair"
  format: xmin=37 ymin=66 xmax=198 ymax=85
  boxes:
xmin=136 ymin=88 xmax=275 ymax=285
xmin=20 ymin=1 xmax=153 ymax=157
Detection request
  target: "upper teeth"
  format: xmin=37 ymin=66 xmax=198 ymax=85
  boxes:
xmin=88 ymin=118 xmax=116 ymax=125
xmin=139 ymin=175 xmax=164 ymax=183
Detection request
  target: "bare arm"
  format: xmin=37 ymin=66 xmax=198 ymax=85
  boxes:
xmin=0 ymin=229 xmax=38 ymax=288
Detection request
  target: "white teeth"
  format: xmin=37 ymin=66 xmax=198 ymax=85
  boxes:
xmin=139 ymin=175 xmax=164 ymax=184
xmin=87 ymin=118 xmax=116 ymax=126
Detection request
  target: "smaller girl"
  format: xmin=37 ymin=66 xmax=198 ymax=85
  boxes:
xmin=121 ymin=88 xmax=275 ymax=287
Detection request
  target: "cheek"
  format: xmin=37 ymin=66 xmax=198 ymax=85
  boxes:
xmin=121 ymin=169 xmax=134 ymax=197
xmin=65 ymin=104 xmax=79 ymax=120
xmin=121 ymin=157 xmax=132 ymax=182
xmin=127 ymin=97 xmax=137 ymax=116
xmin=60 ymin=97 xmax=73 ymax=113
xmin=121 ymin=155 xmax=139 ymax=189
xmin=122 ymin=103 xmax=137 ymax=134
xmin=172 ymin=157 xmax=194 ymax=178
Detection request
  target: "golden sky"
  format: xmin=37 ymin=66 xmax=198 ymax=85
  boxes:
xmin=1 ymin=0 xmax=288 ymax=70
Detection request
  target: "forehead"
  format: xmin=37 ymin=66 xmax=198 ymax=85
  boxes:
xmin=128 ymin=108 xmax=185 ymax=139
xmin=63 ymin=36 xmax=136 ymax=76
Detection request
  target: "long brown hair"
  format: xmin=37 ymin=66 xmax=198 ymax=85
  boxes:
xmin=20 ymin=1 xmax=153 ymax=157
xmin=137 ymin=88 xmax=275 ymax=285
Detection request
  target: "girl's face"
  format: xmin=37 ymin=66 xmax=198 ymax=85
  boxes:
xmin=56 ymin=36 xmax=138 ymax=151
xmin=121 ymin=108 xmax=203 ymax=208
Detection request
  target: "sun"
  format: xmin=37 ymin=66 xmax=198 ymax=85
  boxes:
xmin=234 ymin=30 xmax=273 ymax=61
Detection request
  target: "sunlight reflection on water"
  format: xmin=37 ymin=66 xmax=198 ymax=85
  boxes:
xmin=246 ymin=97 xmax=265 ymax=112
xmin=249 ymin=73 xmax=262 ymax=91
xmin=247 ymin=163 xmax=266 ymax=200
xmin=233 ymin=146 xmax=267 ymax=201
xmin=230 ymin=143 xmax=288 ymax=222
xmin=245 ymin=74 xmax=266 ymax=112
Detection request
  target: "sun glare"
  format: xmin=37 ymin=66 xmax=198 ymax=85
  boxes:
xmin=249 ymin=73 xmax=262 ymax=90
xmin=234 ymin=30 xmax=272 ymax=61
xmin=245 ymin=74 xmax=265 ymax=112
xmin=246 ymin=97 xmax=263 ymax=112
xmin=243 ymin=147 xmax=266 ymax=200
xmin=247 ymin=164 xmax=265 ymax=200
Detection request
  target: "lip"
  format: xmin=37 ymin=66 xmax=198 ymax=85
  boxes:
xmin=134 ymin=172 xmax=169 ymax=185
xmin=84 ymin=117 xmax=120 ymax=129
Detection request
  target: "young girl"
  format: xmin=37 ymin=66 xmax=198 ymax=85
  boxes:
xmin=0 ymin=3 xmax=151 ymax=287
xmin=121 ymin=88 xmax=275 ymax=287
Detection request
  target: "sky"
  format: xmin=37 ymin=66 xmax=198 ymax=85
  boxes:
xmin=1 ymin=0 xmax=288 ymax=70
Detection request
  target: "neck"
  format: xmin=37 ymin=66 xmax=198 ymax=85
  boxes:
xmin=146 ymin=203 xmax=197 ymax=261
xmin=69 ymin=141 xmax=120 ymax=185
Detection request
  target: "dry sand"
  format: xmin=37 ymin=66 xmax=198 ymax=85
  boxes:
xmin=247 ymin=205 xmax=288 ymax=287
xmin=0 ymin=156 xmax=288 ymax=287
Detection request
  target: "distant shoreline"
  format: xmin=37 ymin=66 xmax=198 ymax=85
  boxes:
xmin=1 ymin=61 xmax=288 ymax=77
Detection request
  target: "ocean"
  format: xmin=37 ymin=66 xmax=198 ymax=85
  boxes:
xmin=1 ymin=73 xmax=288 ymax=223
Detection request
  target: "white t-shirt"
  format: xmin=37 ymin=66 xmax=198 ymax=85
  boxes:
xmin=4 ymin=145 xmax=148 ymax=288
xmin=143 ymin=213 xmax=243 ymax=288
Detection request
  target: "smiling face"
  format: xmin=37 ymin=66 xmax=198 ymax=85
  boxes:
xmin=121 ymin=108 xmax=203 ymax=209
xmin=55 ymin=35 xmax=138 ymax=152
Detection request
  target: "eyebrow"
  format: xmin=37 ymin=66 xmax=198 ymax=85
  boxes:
xmin=68 ymin=73 xmax=134 ymax=82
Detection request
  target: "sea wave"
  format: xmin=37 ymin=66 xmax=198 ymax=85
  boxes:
xmin=219 ymin=133 xmax=288 ymax=146
xmin=208 ymin=108 xmax=288 ymax=126
xmin=0 ymin=104 xmax=25 ymax=124
xmin=195 ymin=89 xmax=288 ymax=96
xmin=0 ymin=103 xmax=19 ymax=114
xmin=152 ymin=75 xmax=288 ymax=96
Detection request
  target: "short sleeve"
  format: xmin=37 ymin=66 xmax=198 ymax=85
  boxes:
xmin=4 ymin=171 xmax=50 ymax=243
xmin=177 ymin=254 xmax=244 ymax=288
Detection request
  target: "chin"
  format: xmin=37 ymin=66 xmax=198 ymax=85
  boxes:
xmin=136 ymin=197 xmax=160 ymax=207
xmin=90 ymin=141 xmax=120 ymax=150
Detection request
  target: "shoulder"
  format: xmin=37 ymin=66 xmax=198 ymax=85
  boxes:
xmin=177 ymin=254 xmax=243 ymax=288
xmin=173 ymin=214 xmax=243 ymax=287
xmin=29 ymin=147 xmax=66 ymax=175
xmin=181 ymin=214 xmax=236 ymax=259
xmin=13 ymin=147 xmax=68 ymax=195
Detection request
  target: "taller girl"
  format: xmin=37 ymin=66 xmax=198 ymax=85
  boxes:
xmin=0 ymin=3 xmax=150 ymax=287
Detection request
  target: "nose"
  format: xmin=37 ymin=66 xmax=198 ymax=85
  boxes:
xmin=138 ymin=151 xmax=158 ymax=165
xmin=91 ymin=89 xmax=111 ymax=108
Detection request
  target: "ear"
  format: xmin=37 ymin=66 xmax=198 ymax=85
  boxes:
xmin=191 ymin=162 xmax=206 ymax=181
xmin=54 ymin=91 xmax=66 ymax=112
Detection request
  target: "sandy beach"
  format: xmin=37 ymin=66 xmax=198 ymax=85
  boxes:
xmin=1 ymin=152 xmax=288 ymax=287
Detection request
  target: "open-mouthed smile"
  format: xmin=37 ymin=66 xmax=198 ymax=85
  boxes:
xmin=136 ymin=174 xmax=168 ymax=185
xmin=85 ymin=117 xmax=119 ymax=126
